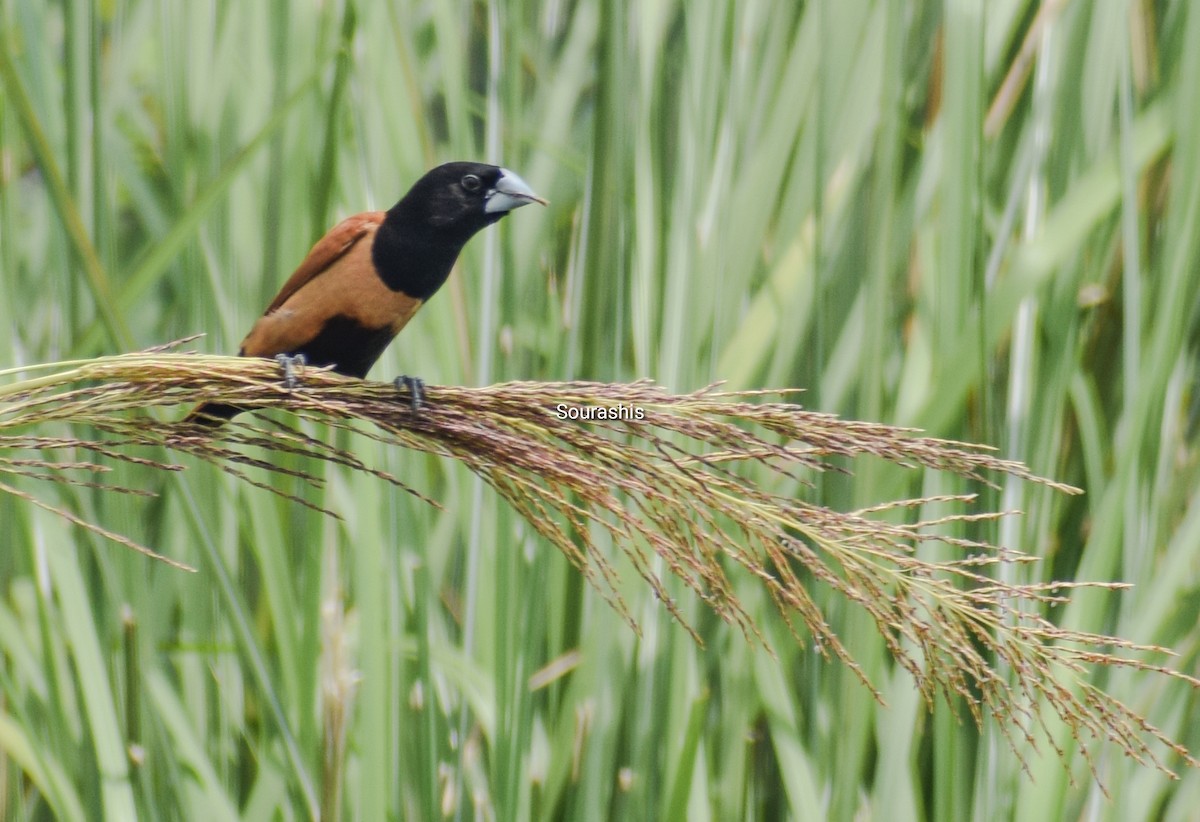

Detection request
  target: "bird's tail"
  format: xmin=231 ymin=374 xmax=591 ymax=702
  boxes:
xmin=181 ymin=402 xmax=243 ymax=428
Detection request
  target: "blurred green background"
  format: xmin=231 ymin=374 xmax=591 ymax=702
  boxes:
xmin=3 ymin=0 xmax=1200 ymax=819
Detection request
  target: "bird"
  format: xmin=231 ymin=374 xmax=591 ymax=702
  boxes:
xmin=185 ymin=161 xmax=544 ymax=425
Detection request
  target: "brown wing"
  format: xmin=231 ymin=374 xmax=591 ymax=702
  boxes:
xmin=263 ymin=211 xmax=387 ymax=314
xmin=239 ymin=210 xmax=425 ymax=364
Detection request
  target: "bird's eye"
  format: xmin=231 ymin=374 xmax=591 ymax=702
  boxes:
xmin=461 ymin=174 xmax=482 ymax=192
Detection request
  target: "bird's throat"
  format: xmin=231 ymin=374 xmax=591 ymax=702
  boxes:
xmin=371 ymin=217 xmax=464 ymax=301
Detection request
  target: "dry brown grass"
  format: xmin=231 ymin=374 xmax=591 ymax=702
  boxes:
xmin=1 ymin=340 xmax=1195 ymax=783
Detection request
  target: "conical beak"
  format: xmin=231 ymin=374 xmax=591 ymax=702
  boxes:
xmin=485 ymin=169 xmax=548 ymax=213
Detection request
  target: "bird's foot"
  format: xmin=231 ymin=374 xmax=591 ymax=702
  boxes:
xmin=393 ymin=375 xmax=426 ymax=414
xmin=275 ymin=353 xmax=307 ymax=389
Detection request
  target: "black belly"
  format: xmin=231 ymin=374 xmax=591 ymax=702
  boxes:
xmin=295 ymin=315 xmax=399 ymax=379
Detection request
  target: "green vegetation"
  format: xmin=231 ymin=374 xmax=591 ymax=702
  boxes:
xmin=2 ymin=1 xmax=1199 ymax=819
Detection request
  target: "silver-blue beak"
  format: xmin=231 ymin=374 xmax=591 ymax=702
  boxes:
xmin=484 ymin=169 xmax=547 ymax=213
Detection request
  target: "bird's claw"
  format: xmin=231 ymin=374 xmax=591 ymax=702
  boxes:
xmin=393 ymin=375 xmax=425 ymax=414
xmin=275 ymin=353 xmax=306 ymax=390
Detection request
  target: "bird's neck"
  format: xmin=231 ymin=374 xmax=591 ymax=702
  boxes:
xmin=371 ymin=215 xmax=466 ymax=301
